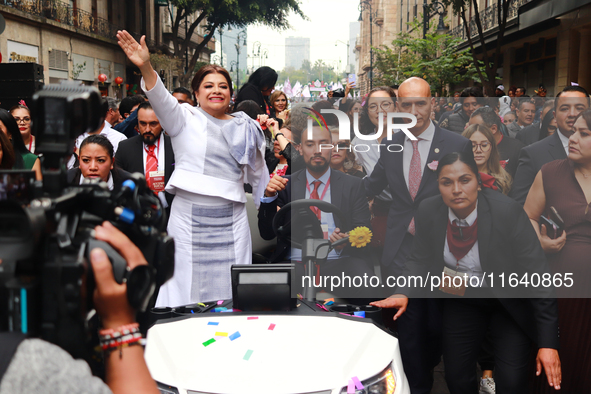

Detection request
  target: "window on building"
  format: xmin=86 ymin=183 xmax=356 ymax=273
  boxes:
xmin=49 ymin=49 xmax=68 ymax=71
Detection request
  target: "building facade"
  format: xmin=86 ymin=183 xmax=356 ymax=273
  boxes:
xmin=448 ymin=0 xmax=591 ymax=95
xmin=356 ymin=0 xmax=400 ymax=94
xmin=0 ymin=0 xmax=214 ymax=106
xmin=284 ymin=36 xmax=310 ymax=70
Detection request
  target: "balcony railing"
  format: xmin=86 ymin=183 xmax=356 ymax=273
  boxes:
xmin=2 ymin=0 xmax=162 ymax=48
xmin=2 ymin=0 xmax=123 ymax=41
xmin=450 ymin=0 xmax=533 ymax=41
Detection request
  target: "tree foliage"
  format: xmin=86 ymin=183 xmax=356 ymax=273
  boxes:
xmin=373 ymin=19 xmax=481 ymax=96
xmin=441 ymin=0 xmax=515 ymax=95
xmin=166 ymin=0 xmax=306 ymax=86
xmin=277 ymin=60 xmax=342 ymax=87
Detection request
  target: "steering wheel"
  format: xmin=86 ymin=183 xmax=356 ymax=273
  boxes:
xmin=272 ymin=199 xmax=345 ymax=248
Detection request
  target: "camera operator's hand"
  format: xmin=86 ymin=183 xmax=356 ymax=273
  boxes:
xmin=91 ymin=221 xmax=159 ymax=394
xmin=91 ymin=221 xmax=145 ymax=329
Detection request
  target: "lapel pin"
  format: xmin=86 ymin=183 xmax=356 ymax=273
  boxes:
xmin=434 ymin=148 xmax=440 ymax=153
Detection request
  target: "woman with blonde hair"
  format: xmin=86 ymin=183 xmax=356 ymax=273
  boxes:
xmin=462 ymin=124 xmax=512 ymax=195
xmin=269 ymin=90 xmax=288 ymax=122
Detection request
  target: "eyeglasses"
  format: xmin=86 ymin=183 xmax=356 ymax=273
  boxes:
xmin=368 ymin=101 xmax=393 ymax=112
xmin=14 ymin=117 xmax=31 ymax=123
xmin=472 ymin=142 xmax=492 ymax=152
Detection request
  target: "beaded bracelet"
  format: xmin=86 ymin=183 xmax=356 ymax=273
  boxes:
xmin=99 ymin=323 xmax=145 ymax=359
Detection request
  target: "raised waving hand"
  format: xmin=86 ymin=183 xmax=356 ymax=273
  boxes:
xmin=117 ymin=30 xmax=157 ymax=90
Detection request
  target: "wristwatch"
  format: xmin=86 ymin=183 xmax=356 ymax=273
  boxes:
xmin=274 ymin=132 xmax=284 ymax=141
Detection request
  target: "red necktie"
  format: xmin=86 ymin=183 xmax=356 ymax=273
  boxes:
xmin=310 ymin=180 xmax=322 ymax=221
xmin=146 ymin=144 xmax=158 ymax=175
xmin=447 ymin=218 xmax=478 ymax=261
xmin=408 ymin=139 xmax=422 ymax=235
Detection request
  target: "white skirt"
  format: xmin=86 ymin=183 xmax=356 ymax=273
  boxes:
xmin=156 ymin=190 xmax=251 ymax=307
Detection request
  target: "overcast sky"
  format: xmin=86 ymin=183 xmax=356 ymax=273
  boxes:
xmin=244 ymin=0 xmax=360 ymax=72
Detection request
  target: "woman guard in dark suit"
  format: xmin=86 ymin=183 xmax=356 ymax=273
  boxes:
xmin=372 ymin=151 xmax=562 ymax=393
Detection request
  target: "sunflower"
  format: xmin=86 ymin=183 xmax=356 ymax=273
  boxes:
xmin=349 ymin=226 xmax=373 ymax=248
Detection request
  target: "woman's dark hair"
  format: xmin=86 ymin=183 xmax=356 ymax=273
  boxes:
xmin=234 ymin=100 xmax=264 ymax=120
xmin=538 ymin=110 xmax=556 ymax=141
xmin=0 ymin=108 xmax=29 ymax=155
xmin=0 ymin=129 xmax=16 ymax=169
xmin=436 ymin=151 xmax=480 ymax=182
xmin=311 ymin=100 xmax=338 ymax=126
xmin=191 ymin=64 xmax=233 ymax=96
xmin=79 ymin=134 xmax=115 ymax=159
xmin=359 ymin=86 xmax=397 ymax=135
xmin=247 ymin=66 xmax=278 ymax=91
xmin=9 ymin=105 xmax=30 ymax=115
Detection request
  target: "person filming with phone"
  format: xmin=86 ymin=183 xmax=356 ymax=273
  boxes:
xmin=524 ymin=108 xmax=591 ymax=392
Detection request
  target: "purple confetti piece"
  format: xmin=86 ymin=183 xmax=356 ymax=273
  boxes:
xmin=347 ymin=379 xmax=355 ymax=393
xmin=352 ymin=376 xmax=364 ymax=390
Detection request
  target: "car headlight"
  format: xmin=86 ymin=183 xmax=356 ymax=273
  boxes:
xmin=340 ymin=364 xmax=396 ymax=394
xmin=156 ymin=381 xmax=179 ymax=394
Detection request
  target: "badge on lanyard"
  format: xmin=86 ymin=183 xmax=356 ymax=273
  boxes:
xmin=148 ymin=171 xmax=165 ymax=193
xmin=321 ymin=224 xmax=329 ymax=240
xmin=439 ymin=266 xmax=467 ymax=296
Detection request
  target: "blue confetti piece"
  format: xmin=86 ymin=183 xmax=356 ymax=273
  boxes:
xmin=207 ymin=322 xmax=219 ymax=326
xmin=353 ymin=311 xmax=366 ymax=318
xmin=229 ymin=331 xmax=241 ymax=341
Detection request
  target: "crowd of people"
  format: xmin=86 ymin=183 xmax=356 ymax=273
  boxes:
xmin=0 ymin=30 xmax=589 ymax=394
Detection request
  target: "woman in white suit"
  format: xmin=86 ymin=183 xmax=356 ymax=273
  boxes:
xmin=117 ymin=31 xmax=268 ymax=307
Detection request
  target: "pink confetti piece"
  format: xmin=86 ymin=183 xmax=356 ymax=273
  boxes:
xmin=247 ymin=316 xmax=259 ymax=320
xmin=268 ymin=324 xmax=276 ymax=330
xmin=347 ymin=379 xmax=355 ymax=393
xmin=217 ymin=300 xmax=224 ymax=305
xmin=352 ymin=376 xmax=364 ymax=390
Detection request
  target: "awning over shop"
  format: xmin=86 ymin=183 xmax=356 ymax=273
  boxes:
xmin=520 ymin=0 xmax=591 ymax=30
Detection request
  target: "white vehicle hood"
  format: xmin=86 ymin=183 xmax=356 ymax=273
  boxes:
xmin=145 ymin=314 xmax=401 ymax=394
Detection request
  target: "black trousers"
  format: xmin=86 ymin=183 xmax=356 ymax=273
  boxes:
xmin=383 ymin=232 xmax=443 ymax=394
xmin=442 ymin=298 xmax=531 ymax=394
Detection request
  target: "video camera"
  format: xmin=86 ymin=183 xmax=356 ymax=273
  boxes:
xmin=0 ymin=83 xmax=174 ymax=363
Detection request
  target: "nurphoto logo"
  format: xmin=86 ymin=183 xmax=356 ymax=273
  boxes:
xmin=307 ymin=109 xmax=418 ymax=153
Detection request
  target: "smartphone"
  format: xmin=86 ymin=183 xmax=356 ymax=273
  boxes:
xmin=539 ymin=215 xmax=559 ymax=239
xmin=0 ymin=170 xmax=36 ymax=205
xmin=549 ymin=206 xmax=564 ymax=237
xmin=347 ymin=74 xmax=356 ymax=85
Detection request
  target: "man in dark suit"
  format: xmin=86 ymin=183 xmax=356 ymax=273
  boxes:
xmin=506 ymin=98 xmax=536 ymax=138
xmin=373 ymin=185 xmax=561 ymax=393
xmin=363 ymin=77 xmax=473 ymax=394
xmin=115 ymin=102 xmax=175 ymax=219
xmin=516 ymin=99 xmax=555 ymax=146
xmin=510 ymin=86 xmax=590 ymax=204
xmin=468 ymin=106 xmax=524 ymax=178
xmin=257 ymin=123 xmax=373 ymax=297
